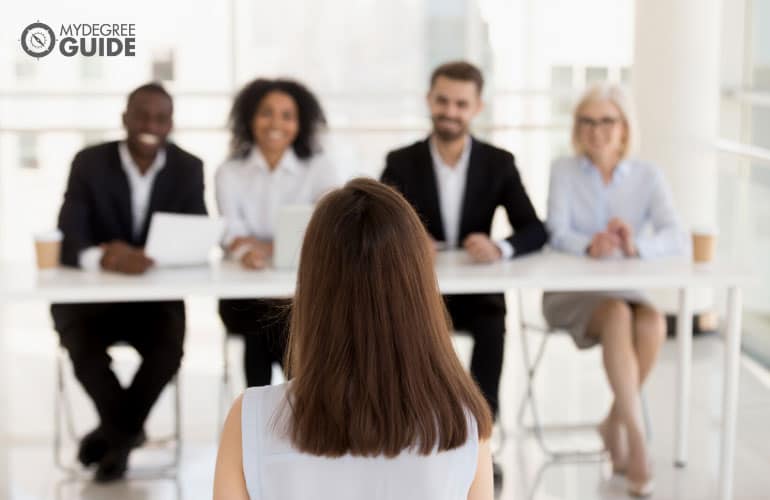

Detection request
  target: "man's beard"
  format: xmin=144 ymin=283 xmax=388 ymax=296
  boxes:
xmin=431 ymin=116 xmax=466 ymax=142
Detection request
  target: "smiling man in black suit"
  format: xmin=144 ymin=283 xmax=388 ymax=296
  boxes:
xmin=50 ymin=83 xmax=206 ymax=482
xmin=381 ymin=61 xmax=547 ymax=482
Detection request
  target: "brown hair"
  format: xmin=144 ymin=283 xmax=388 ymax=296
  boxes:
xmin=285 ymin=178 xmax=492 ymax=457
xmin=430 ymin=61 xmax=484 ymax=93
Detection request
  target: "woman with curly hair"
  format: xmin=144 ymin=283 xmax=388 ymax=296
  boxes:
xmin=216 ymin=78 xmax=343 ymax=388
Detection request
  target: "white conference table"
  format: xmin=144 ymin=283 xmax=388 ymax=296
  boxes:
xmin=0 ymin=250 xmax=752 ymax=500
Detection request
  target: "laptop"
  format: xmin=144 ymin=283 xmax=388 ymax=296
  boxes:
xmin=145 ymin=212 xmax=225 ymax=266
xmin=273 ymin=205 xmax=315 ymax=269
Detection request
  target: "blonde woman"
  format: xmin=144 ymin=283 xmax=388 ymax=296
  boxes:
xmin=543 ymin=83 xmax=688 ymax=497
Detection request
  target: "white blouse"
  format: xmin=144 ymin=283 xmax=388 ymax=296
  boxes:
xmin=547 ymin=156 xmax=688 ymax=258
xmin=241 ymin=383 xmax=480 ymax=500
xmin=215 ymin=147 xmax=343 ymax=245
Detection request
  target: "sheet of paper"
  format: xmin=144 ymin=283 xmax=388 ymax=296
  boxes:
xmin=145 ymin=212 xmax=225 ymax=266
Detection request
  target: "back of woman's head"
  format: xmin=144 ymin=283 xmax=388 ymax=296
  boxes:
xmin=286 ymin=178 xmax=492 ymax=457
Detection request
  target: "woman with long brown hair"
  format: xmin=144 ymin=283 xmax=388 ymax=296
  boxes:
xmin=214 ymin=178 xmax=493 ymax=499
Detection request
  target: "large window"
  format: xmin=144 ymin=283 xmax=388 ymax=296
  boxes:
xmin=749 ymin=0 xmax=770 ymax=151
xmin=0 ymin=0 xmax=634 ymax=261
xmin=718 ymin=0 xmax=770 ymax=366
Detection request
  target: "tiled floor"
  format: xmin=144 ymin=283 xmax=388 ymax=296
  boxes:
xmin=1 ymin=296 xmax=769 ymax=499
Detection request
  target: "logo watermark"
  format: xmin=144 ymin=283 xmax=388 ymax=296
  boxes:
xmin=20 ymin=22 xmax=56 ymax=58
xmin=19 ymin=20 xmax=136 ymax=59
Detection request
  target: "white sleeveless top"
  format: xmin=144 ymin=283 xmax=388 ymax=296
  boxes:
xmin=241 ymin=383 xmax=479 ymax=500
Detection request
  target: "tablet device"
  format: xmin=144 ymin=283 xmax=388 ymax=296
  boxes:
xmin=145 ymin=212 xmax=225 ymax=266
xmin=273 ymin=205 xmax=315 ymax=269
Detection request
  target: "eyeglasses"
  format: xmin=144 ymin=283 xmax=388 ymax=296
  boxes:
xmin=577 ymin=116 xmax=621 ymax=130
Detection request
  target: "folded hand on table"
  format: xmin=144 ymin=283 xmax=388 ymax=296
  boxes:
xmin=587 ymin=231 xmax=621 ymax=259
xmin=463 ymin=233 xmax=502 ymax=263
xmin=100 ymin=241 xmax=154 ymax=275
xmin=228 ymin=237 xmax=273 ymax=270
xmin=606 ymin=217 xmax=638 ymax=257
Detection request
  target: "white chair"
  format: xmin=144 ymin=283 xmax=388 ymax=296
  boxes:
xmin=516 ymin=290 xmax=651 ymax=462
xmin=218 ymin=331 xmax=287 ymax=432
xmin=54 ymin=344 xmax=182 ymax=475
xmin=218 ymin=331 xmax=236 ymax=433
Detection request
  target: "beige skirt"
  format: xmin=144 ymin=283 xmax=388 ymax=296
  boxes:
xmin=541 ymin=291 xmax=651 ymax=349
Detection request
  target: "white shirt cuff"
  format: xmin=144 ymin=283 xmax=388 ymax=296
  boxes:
xmin=495 ymin=240 xmax=514 ymax=260
xmin=78 ymin=246 xmax=104 ymax=271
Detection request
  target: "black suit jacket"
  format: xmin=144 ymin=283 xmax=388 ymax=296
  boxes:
xmin=382 ymin=137 xmax=546 ymax=256
xmin=57 ymin=140 xmax=207 ymax=267
xmin=52 ymin=140 xmax=207 ymax=329
xmin=381 ymin=137 xmax=547 ymax=315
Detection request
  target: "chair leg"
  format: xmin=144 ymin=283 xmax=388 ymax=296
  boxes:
xmin=53 ymin=348 xmax=68 ymax=473
xmin=517 ymin=323 xmax=607 ymax=461
xmin=171 ymin=374 xmax=182 ymax=469
xmin=516 ymin=292 xmax=655 ymax=462
xmin=218 ymin=331 xmax=234 ymax=435
xmin=518 ymin=321 xmax=555 ymax=455
xmin=151 ymin=375 xmax=183 ymax=473
xmin=54 ymin=348 xmax=81 ymax=475
xmin=54 ymin=346 xmax=182 ymax=477
xmin=516 ymin=324 xmax=549 ymax=426
xmin=516 ymin=290 xmax=549 ymax=428
xmin=57 ymin=348 xmax=80 ymax=444
xmin=123 ymin=374 xmax=181 ymax=475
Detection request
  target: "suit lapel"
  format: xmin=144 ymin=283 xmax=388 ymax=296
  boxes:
xmin=459 ymin=137 xmax=485 ymax=239
xmin=418 ymin=139 xmax=445 ymax=241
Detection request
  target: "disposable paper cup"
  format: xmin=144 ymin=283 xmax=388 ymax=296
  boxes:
xmin=34 ymin=230 xmax=62 ymax=270
xmin=691 ymin=227 xmax=717 ymax=263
